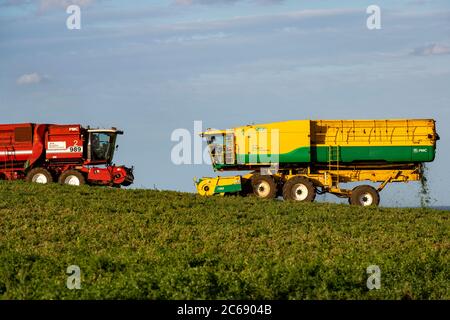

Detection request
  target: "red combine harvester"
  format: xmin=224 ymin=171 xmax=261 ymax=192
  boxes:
xmin=0 ymin=123 xmax=134 ymax=187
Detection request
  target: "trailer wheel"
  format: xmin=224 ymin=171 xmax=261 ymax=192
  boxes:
xmin=251 ymin=174 xmax=277 ymax=199
xmin=349 ymin=185 xmax=380 ymax=207
xmin=59 ymin=170 xmax=85 ymax=186
xmin=26 ymin=168 xmax=53 ymax=184
xmin=282 ymin=176 xmax=316 ymax=202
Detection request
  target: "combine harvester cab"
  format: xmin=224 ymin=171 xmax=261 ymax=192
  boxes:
xmin=195 ymin=119 xmax=439 ymax=206
xmin=0 ymin=123 xmax=134 ymax=187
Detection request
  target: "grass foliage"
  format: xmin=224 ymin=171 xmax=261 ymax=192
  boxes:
xmin=0 ymin=182 xmax=448 ymax=299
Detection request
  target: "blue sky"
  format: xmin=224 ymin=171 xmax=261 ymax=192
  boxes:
xmin=1 ymin=0 xmax=449 ymax=206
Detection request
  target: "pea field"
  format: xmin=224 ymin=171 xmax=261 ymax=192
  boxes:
xmin=0 ymin=182 xmax=448 ymax=299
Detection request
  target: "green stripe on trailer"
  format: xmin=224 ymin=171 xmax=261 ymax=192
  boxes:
xmin=235 ymin=147 xmax=311 ymax=164
xmin=216 ymin=145 xmax=435 ymax=169
xmin=312 ymin=145 xmax=435 ymax=163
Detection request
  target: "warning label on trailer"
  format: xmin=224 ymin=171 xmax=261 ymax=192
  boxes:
xmin=48 ymin=141 xmax=67 ymax=150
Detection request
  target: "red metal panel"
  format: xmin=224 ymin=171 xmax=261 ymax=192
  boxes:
xmin=0 ymin=123 xmax=34 ymax=163
xmin=46 ymin=125 xmax=84 ymax=160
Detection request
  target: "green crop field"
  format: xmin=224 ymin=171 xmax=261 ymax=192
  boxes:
xmin=0 ymin=182 xmax=448 ymax=300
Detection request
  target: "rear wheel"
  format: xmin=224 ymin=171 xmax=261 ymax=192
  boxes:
xmin=26 ymin=168 xmax=53 ymax=184
xmin=59 ymin=170 xmax=85 ymax=186
xmin=251 ymin=174 xmax=277 ymax=199
xmin=349 ymin=185 xmax=380 ymax=206
xmin=282 ymin=176 xmax=316 ymax=202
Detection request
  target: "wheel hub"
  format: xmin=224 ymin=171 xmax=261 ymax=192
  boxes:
xmin=65 ymin=175 xmax=80 ymax=186
xmin=359 ymin=193 xmax=374 ymax=206
xmin=33 ymin=173 xmax=48 ymax=184
xmin=256 ymin=181 xmax=270 ymax=198
xmin=293 ymin=184 xmax=309 ymax=201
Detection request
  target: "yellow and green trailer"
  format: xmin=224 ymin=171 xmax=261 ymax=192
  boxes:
xmin=195 ymin=119 xmax=439 ymax=206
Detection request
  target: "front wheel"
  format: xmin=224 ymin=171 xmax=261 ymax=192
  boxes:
xmin=251 ymin=174 xmax=277 ymax=199
xmin=349 ymin=185 xmax=380 ymax=206
xmin=59 ymin=170 xmax=86 ymax=186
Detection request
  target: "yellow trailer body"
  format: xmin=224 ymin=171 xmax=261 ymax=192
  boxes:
xmin=204 ymin=119 xmax=437 ymax=170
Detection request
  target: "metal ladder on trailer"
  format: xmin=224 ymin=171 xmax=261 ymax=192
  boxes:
xmin=224 ymin=133 xmax=235 ymax=165
xmin=1 ymin=146 xmax=15 ymax=177
xmin=328 ymin=145 xmax=340 ymax=187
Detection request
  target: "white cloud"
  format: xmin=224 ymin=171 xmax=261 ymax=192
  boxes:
xmin=16 ymin=73 xmax=43 ymax=85
xmin=413 ymin=43 xmax=450 ymax=56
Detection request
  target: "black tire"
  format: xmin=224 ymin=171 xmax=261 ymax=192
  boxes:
xmin=349 ymin=185 xmax=380 ymax=206
xmin=25 ymin=168 xmax=53 ymax=184
xmin=251 ymin=174 xmax=277 ymax=199
xmin=238 ymin=178 xmax=253 ymax=197
xmin=282 ymin=176 xmax=316 ymax=202
xmin=58 ymin=170 xmax=86 ymax=186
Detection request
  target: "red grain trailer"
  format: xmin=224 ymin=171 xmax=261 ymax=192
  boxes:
xmin=0 ymin=123 xmax=134 ymax=187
